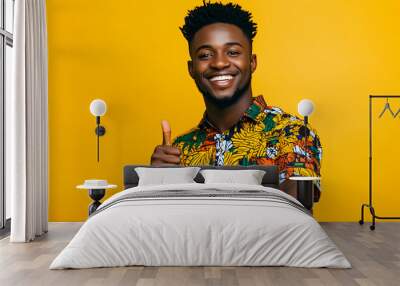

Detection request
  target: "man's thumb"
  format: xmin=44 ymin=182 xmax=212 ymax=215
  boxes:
xmin=161 ymin=120 xmax=171 ymax=146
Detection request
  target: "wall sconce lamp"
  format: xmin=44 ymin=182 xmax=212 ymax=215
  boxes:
xmin=90 ymin=99 xmax=107 ymax=162
xmin=298 ymin=99 xmax=315 ymax=154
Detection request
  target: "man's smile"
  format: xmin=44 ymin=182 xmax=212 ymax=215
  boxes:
xmin=206 ymin=73 xmax=238 ymax=89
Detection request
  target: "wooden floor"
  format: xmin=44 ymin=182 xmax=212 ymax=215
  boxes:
xmin=0 ymin=222 xmax=399 ymax=286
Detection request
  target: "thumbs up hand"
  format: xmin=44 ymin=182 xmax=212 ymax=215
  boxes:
xmin=150 ymin=120 xmax=182 ymax=166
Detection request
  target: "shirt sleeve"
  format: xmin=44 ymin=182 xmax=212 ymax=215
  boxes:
xmin=275 ymin=118 xmax=322 ymax=189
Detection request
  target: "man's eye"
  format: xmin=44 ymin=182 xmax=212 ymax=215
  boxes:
xmin=198 ymin=53 xmax=211 ymax=59
xmin=228 ymin=50 xmax=240 ymax=56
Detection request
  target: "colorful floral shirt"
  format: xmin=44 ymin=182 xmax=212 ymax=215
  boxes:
xmin=172 ymin=95 xmax=322 ymax=187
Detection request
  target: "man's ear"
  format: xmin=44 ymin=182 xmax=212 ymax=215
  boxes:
xmin=188 ymin=60 xmax=195 ymax=79
xmin=250 ymin=54 xmax=257 ymax=73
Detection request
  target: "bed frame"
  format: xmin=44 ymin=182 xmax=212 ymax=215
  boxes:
xmin=124 ymin=165 xmax=313 ymax=210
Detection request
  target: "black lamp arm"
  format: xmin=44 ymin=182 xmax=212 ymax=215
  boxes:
xmin=304 ymin=115 xmax=308 ymax=126
xmin=94 ymin=116 xmax=106 ymax=162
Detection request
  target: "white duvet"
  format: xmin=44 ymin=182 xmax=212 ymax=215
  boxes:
xmin=50 ymin=183 xmax=351 ymax=269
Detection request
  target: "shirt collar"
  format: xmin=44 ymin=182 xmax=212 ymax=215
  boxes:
xmin=198 ymin=95 xmax=268 ymax=130
xmin=243 ymin=95 xmax=268 ymax=121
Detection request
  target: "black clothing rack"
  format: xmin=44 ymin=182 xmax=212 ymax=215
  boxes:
xmin=359 ymin=95 xmax=400 ymax=230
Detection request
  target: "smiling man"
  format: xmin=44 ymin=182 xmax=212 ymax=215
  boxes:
xmin=150 ymin=1 xmax=322 ymax=198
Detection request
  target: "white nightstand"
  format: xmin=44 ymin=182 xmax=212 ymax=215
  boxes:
xmin=77 ymin=180 xmax=117 ymax=215
xmin=289 ymin=176 xmax=320 ymax=181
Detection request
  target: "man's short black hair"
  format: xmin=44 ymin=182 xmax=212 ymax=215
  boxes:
xmin=180 ymin=0 xmax=257 ymax=45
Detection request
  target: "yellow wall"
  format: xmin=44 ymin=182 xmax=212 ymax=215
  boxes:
xmin=47 ymin=0 xmax=400 ymax=222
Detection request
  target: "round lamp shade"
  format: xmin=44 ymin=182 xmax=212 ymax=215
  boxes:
xmin=298 ymin=99 xmax=315 ymax=117
xmin=90 ymin=99 xmax=107 ymax=116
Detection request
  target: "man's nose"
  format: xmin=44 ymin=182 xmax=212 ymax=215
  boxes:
xmin=210 ymin=52 xmax=230 ymax=69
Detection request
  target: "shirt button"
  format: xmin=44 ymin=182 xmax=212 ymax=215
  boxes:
xmin=193 ymin=136 xmax=197 ymax=141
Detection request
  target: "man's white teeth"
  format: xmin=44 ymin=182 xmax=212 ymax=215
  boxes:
xmin=210 ymin=75 xmax=234 ymax=82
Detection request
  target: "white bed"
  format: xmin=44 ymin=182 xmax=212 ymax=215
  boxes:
xmin=50 ymin=183 xmax=351 ymax=269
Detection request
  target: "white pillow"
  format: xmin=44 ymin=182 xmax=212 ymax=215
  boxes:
xmin=200 ymin=169 xmax=266 ymax=185
xmin=135 ymin=167 xmax=201 ymax=186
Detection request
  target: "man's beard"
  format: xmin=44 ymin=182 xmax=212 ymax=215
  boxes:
xmin=196 ymin=75 xmax=252 ymax=109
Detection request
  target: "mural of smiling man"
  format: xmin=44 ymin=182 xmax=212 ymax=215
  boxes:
xmin=150 ymin=0 xmax=322 ymax=197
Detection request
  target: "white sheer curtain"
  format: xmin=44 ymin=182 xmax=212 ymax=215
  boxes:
xmin=7 ymin=0 xmax=48 ymax=242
